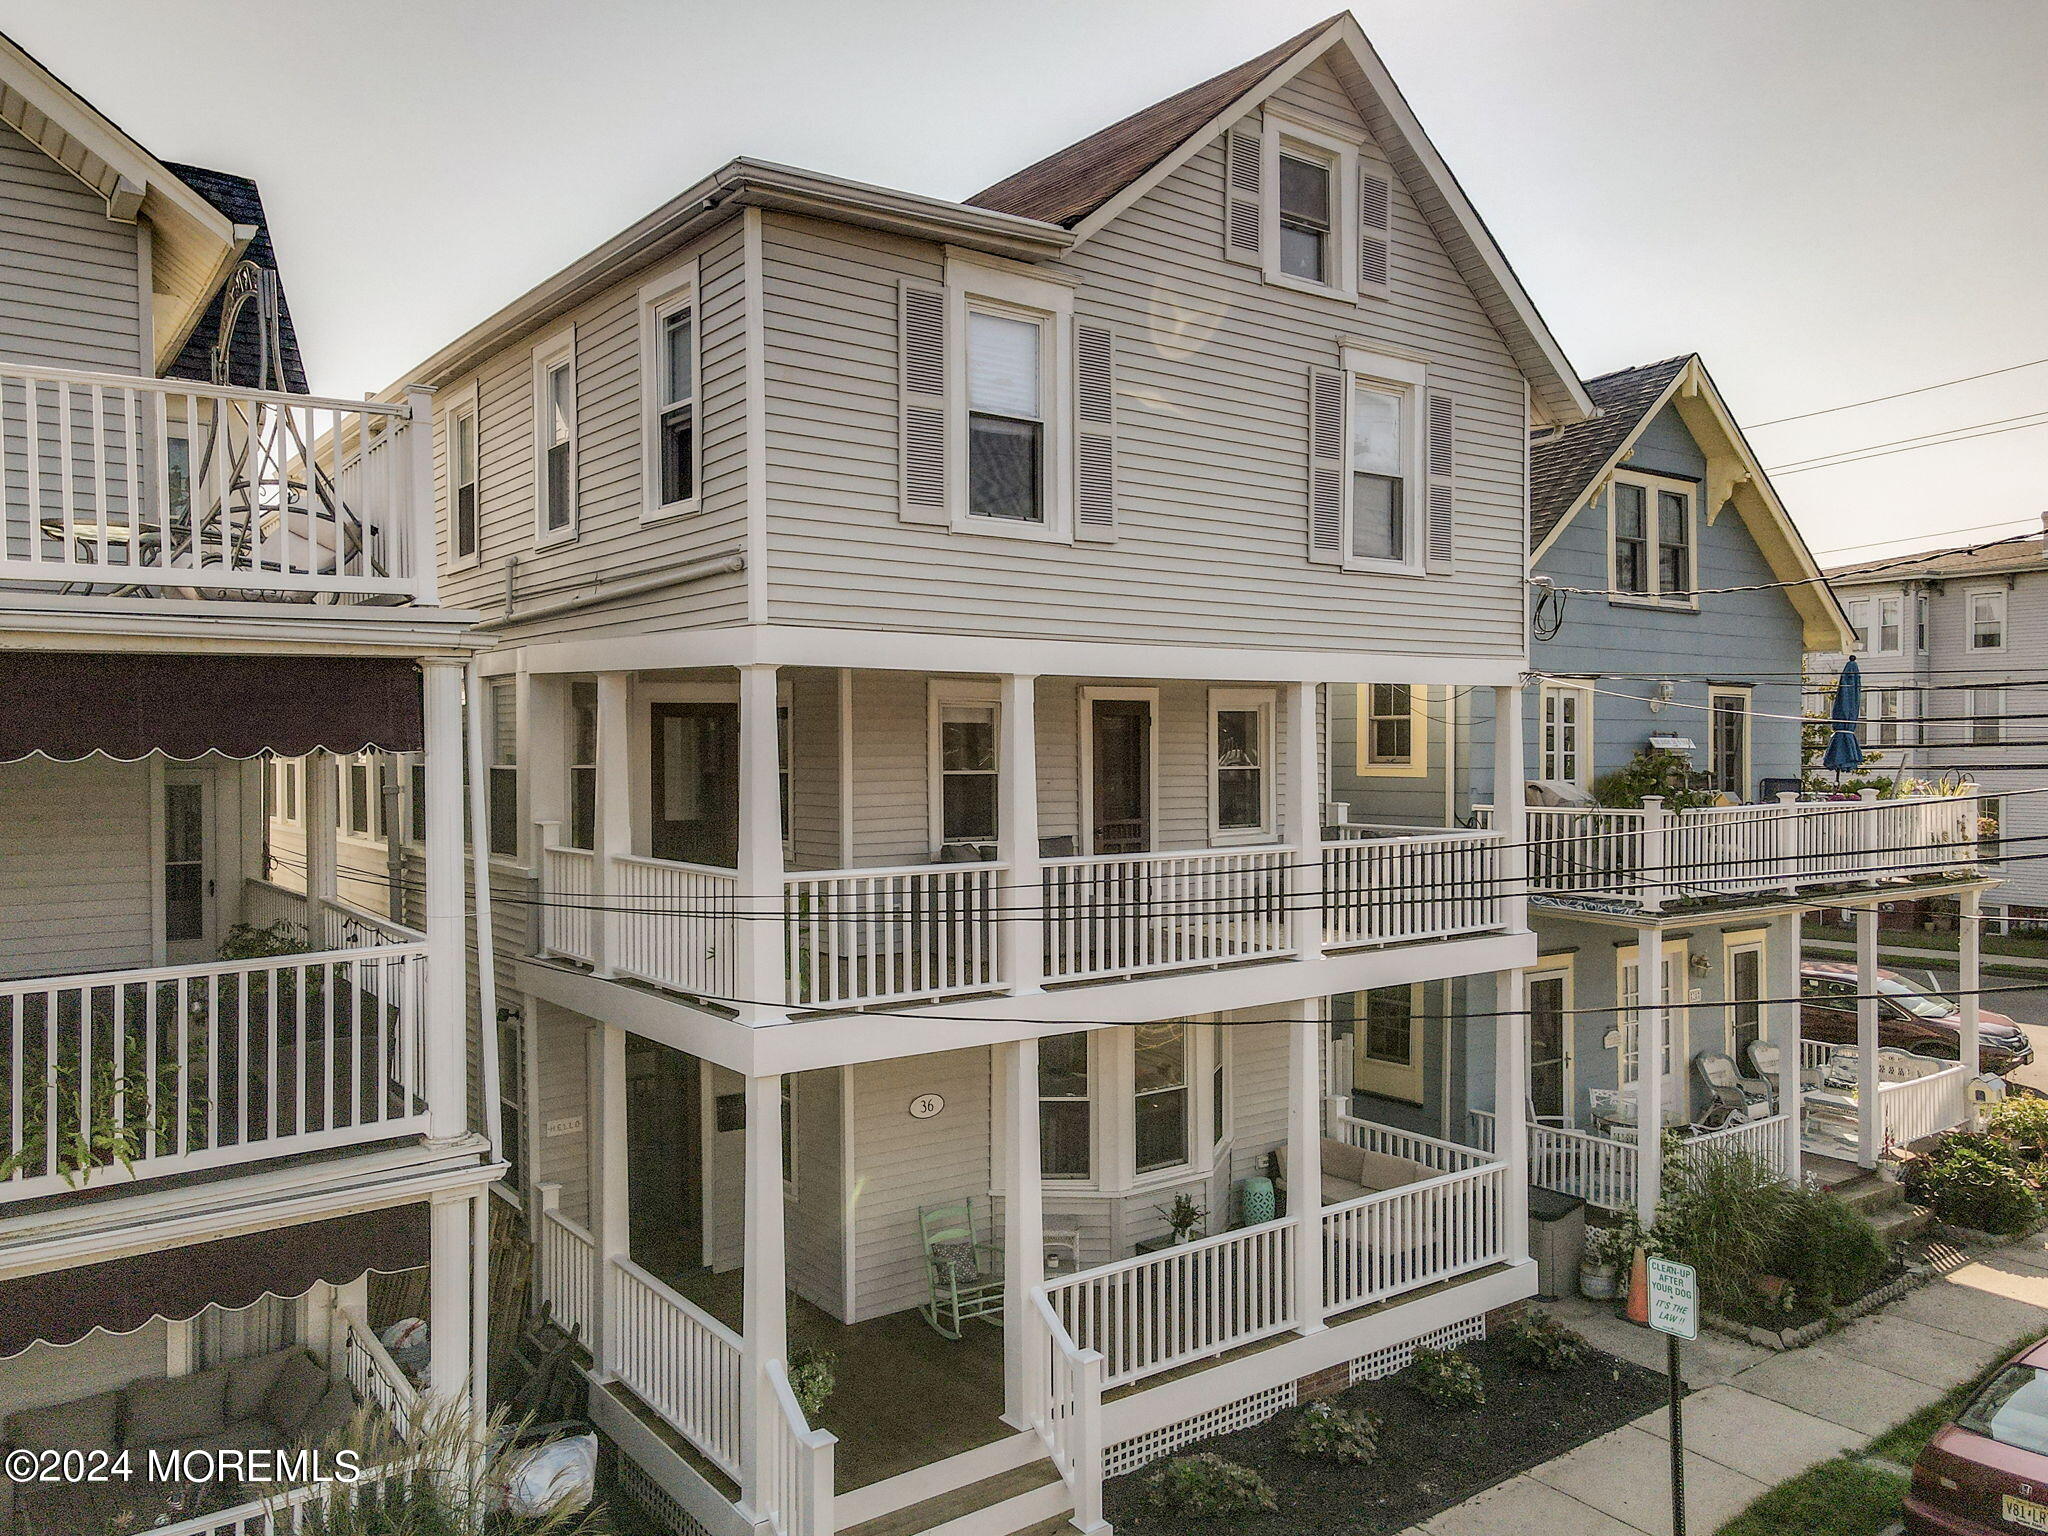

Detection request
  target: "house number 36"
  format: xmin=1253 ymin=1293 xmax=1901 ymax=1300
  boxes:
xmin=908 ymin=1094 xmax=945 ymax=1120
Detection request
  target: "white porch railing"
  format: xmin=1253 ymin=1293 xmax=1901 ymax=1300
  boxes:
xmin=535 ymin=1184 xmax=600 ymax=1346
xmin=784 ymin=863 xmax=1004 ymax=1008
xmin=338 ymin=1306 xmax=421 ymax=1441
xmin=1880 ymin=1061 xmax=1971 ymax=1147
xmin=1335 ymin=1115 xmax=1497 ymax=1174
xmin=1030 ymin=1291 xmax=1106 ymax=1534
xmin=0 ymin=364 xmax=426 ymax=599
xmin=1039 ymin=1218 xmax=1298 ymax=1390
xmin=148 ymin=1457 xmax=419 ymax=1535
xmin=760 ymin=1358 xmax=836 ymax=1536
xmin=1526 ymin=1122 xmax=1639 ymax=1213
xmin=1323 ymin=827 xmax=1505 ymax=947
xmin=0 ymin=946 xmax=427 ymax=1203
xmin=1675 ymin=1113 xmax=1794 ymax=1177
xmin=1041 ymin=847 xmax=1293 ymax=982
xmin=1321 ymin=1160 xmax=1507 ymax=1312
xmin=538 ymin=836 xmax=598 ymax=966
xmin=606 ymin=1255 xmax=745 ymax=1481
xmin=613 ymin=854 xmax=737 ymax=1000
xmin=1476 ymin=793 xmax=1978 ymax=909
xmin=241 ymin=879 xmax=419 ymax=951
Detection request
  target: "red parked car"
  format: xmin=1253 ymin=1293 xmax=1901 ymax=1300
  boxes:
xmin=1908 ymin=1338 xmax=2048 ymax=1533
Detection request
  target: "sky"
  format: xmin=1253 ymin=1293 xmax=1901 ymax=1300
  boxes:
xmin=9 ymin=0 xmax=2044 ymax=565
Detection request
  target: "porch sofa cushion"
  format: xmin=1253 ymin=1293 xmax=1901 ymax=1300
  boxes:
xmin=264 ymin=1350 xmax=332 ymax=1437
xmin=124 ymin=1365 xmax=228 ymax=1448
xmin=292 ymin=1381 xmax=359 ymax=1450
xmin=1274 ymin=1139 xmax=1432 ymax=1205
xmin=227 ymin=1346 xmax=301 ymax=1424
xmin=5 ymin=1389 xmax=121 ymax=1453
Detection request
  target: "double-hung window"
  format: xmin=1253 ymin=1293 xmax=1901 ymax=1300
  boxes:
xmin=1869 ymin=688 xmax=1902 ymax=747
xmin=1350 ymin=381 xmax=1406 ymax=562
xmin=1614 ymin=483 xmax=1651 ymax=597
xmin=1916 ymin=594 xmax=1930 ymax=653
xmin=487 ymin=678 xmax=520 ymax=858
xmin=1132 ymin=1022 xmax=1190 ymax=1175
xmin=1971 ymin=589 xmax=2007 ymax=650
xmin=1876 ymin=596 xmax=1902 ymax=654
xmin=1708 ymin=687 xmax=1750 ymax=795
xmin=1276 ymin=149 xmax=1333 ymax=284
xmin=966 ymin=308 xmax=1046 ymax=524
xmin=1260 ymin=114 xmax=1361 ymax=299
xmin=1366 ymin=683 xmax=1418 ymax=770
xmin=1539 ymin=681 xmax=1589 ymax=787
xmin=1209 ymin=689 xmax=1274 ymax=840
xmin=657 ymin=308 xmax=695 ymax=507
xmin=568 ymin=681 xmax=598 ymax=851
xmin=935 ymin=699 xmax=998 ymax=846
xmin=639 ymin=262 xmax=701 ymax=519
xmin=1039 ymin=1033 xmax=1091 ymax=1180
xmin=448 ymin=398 xmax=479 ymax=563
xmin=1970 ymin=688 xmax=2005 ymax=746
xmin=1980 ymin=795 xmax=2004 ymax=863
xmin=1845 ymin=597 xmax=1871 ymax=653
xmin=1657 ymin=488 xmax=1692 ymax=598
xmin=534 ymin=335 xmax=576 ymax=541
xmin=1611 ymin=475 xmax=1694 ymax=603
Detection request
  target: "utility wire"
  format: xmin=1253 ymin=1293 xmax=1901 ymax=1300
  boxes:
xmin=1769 ymin=417 xmax=2048 ymax=476
xmin=1744 ymin=359 xmax=2048 ymax=429
xmin=1537 ymin=529 xmax=2042 ymax=602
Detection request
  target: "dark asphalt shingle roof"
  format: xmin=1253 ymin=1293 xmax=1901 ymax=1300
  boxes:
xmin=161 ymin=162 xmax=308 ymax=393
xmin=968 ymin=15 xmax=1344 ymax=228
xmin=1528 ymin=355 xmax=1691 ymax=548
xmin=1829 ymin=536 xmax=2048 ymax=584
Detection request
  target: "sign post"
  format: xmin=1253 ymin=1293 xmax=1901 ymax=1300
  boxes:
xmin=1645 ymin=1256 xmax=1697 ymax=1536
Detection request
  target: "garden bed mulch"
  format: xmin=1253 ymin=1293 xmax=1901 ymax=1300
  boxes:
xmin=1101 ymin=1335 xmax=1669 ymax=1536
xmin=1702 ymin=1259 xmax=1926 ymax=1350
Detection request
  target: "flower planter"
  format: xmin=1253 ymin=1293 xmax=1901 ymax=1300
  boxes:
xmin=1577 ymin=1259 xmax=1618 ymax=1300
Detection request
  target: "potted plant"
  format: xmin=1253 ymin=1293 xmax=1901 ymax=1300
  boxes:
xmin=1579 ymin=1219 xmax=1637 ymax=1300
xmin=1157 ymin=1192 xmax=1207 ymax=1245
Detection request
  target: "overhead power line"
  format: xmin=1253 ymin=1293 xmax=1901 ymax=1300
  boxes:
xmin=1743 ymin=358 xmax=2048 ymax=429
xmin=1767 ymin=415 xmax=2048 ymax=476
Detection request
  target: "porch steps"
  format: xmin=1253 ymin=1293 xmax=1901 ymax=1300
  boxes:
xmin=1829 ymin=1169 xmax=1934 ymax=1249
xmin=839 ymin=1458 xmax=1068 ymax=1536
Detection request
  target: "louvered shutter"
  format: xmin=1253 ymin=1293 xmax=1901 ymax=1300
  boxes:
xmin=1073 ymin=320 xmax=1116 ymax=543
xmin=1308 ymin=367 xmax=1346 ymax=565
xmin=1425 ymin=391 xmax=1455 ymax=572
xmin=1358 ymin=164 xmax=1392 ymax=297
xmin=1223 ymin=126 xmax=1262 ymax=266
xmin=898 ymin=280 xmax=949 ymax=524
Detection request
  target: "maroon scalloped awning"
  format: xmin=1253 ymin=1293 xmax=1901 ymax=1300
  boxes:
xmin=0 ymin=1204 xmax=429 ymax=1357
xmin=0 ymin=652 xmax=423 ymax=762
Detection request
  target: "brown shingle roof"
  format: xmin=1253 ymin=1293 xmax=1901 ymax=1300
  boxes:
xmin=1528 ymin=355 xmax=1692 ymax=548
xmin=1828 ymin=536 xmax=2048 ymax=584
xmin=968 ymin=16 xmax=1346 ymax=228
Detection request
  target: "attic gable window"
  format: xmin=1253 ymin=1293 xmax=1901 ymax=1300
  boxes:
xmin=1259 ymin=115 xmax=1361 ymax=300
xmin=1277 ymin=152 xmax=1332 ymax=283
xmin=1608 ymin=472 xmax=1696 ymax=607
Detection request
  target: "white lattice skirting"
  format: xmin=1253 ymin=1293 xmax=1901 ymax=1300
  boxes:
xmin=612 ymin=1450 xmax=715 ymax=1536
xmin=1103 ymin=1314 xmax=1491 ymax=1477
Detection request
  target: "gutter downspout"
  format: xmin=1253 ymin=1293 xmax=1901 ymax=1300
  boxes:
xmin=468 ymin=553 xmax=745 ymax=633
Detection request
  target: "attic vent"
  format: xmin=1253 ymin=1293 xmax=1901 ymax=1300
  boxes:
xmin=902 ymin=287 xmax=946 ymax=396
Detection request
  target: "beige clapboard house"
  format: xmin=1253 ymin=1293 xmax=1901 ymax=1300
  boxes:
xmin=393 ymin=15 xmax=1594 ymax=1536
xmin=0 ymin=33 xmax=498 ymax=1536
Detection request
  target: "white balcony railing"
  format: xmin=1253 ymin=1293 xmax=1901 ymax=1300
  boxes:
xmin=0 ymin=945 xmax=428 ymax=1203
xmin=1525 ymin=1121 xmax=1638 ymax=1213
xmin=1031 ymin=1292 xmax=1106 ymax=1535
xmin=338 ymin=1305 xmax=422 ymax=1442
xmin=1476 ymin=792 xmax=1978 ymax=909
xmin=614 ymin=854 xmax=737 ymax=1000
xmin=1324 ymin=826 xmax=1505 ymax=947
xmin=785 ymin=862 xmax=1004 ymax=1008
xmin=538 ymin=838 xmax=598 ymax=966
xmin=536 ymin=1183 xmax=601 ymax=1346
xmin=1041 ymin=847 xmax=1293 ymax=982
xmin=1880 ymin=1061 xmax=1971 ymax=1147
xmin=0 ymin=364 xmax=428 ymax=600
xmin=1334 ymin=1114 xmax=1497 ymax=1174
xmin=606 ymin=1255 xmax=745 ymax=1481
xmin=1321 ymin=1160 xmax=1507 ymax=1312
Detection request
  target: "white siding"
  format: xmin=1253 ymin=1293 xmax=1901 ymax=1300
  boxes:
xmin=0 ymin=119 xmax=142 ymax=373
xmin=786 ymin=1067 xmax=843 ymax=1315
xmin=0 ymin=757 xmax=152 ymax=979
xmin=533 ymin=1002 xmax=592 ymax=1226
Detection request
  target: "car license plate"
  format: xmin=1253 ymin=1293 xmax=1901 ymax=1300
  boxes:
xmin=2005 ymin=1493 xmax=2048 ymax=1531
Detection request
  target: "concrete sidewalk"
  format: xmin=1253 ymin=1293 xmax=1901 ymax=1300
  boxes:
xmin=1410 ymin=1234 xmax=2048 ymax=1536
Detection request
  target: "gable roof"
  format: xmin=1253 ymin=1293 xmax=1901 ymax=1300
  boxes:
xmin=1829 ymin=536 xmax=2048 ymax=586
xmin=969 ymin=14 xmax=1591 ymax=425
xmin=1530 ymin=356 xmax=1691 ymax=545
xmin=1530 ymin=353 xmax=1853 ymax=651
xmin=162 ymin=163 xmax=308 ymax=392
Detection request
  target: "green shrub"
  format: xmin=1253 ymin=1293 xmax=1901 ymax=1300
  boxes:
xmin=788 ymin=1346 xmax=837 ymax=1420
xmin=1905 ymin=1140 xmax=2043 ymax=1234
xmin=217 ymin=919 xmax=309 ymax=960
xmin=1140 ymin=1453 xmax=1277 ymax=1519
xmin=1655 ymin=1147 xmax=1794 ymax=1318
xmin=1403 ymin=1346 xmax=1485 ymax=1408
xmin=1498 ymin=1312 xmax=1588 ymax=1372
xmin=1286 ymin=1400 xmax=1380 ymax=1464
xmin=1773 ymin=1185 xmax=1888 ymax=1309
xmin=1988 ymin=1097 xmax=2048 ymax=1160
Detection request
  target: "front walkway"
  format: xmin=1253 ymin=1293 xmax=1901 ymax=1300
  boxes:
xmin=1409 ymin=1232 xmax=2048 ymax=1535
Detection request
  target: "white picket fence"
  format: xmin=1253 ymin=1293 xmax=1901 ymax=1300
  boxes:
xmin=1322 ymin=1161 xmax=1508 ymax=1312
xmin=784 ymin=863 xmax=1004 ymax=1007
xmin=0 ymin=363 xmax=427 ymax=598
xmin=1675 ymin=1113 xmax=1795 ymax=1176
xmin=0 ymin=946 xmax=427 ymax=1202
xmin=612 ymin=854 xmax=737 ymax=1000
xmin=1322 ymin=827 xmax=1505 ymax=946
xmin=535 ymin=1184 xmax=600 ymax=1346
xmin=1040 ymin=847 xmax=1293 ymax=982
xmin=760 ymin=1358 xmax=836 ymax=1536
xmin=606 ymin=1256 xmax=745 ymax=1481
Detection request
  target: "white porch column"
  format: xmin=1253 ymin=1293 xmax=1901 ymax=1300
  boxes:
xmin=1961 ymin=887 xmax=1984 ymax=1127
xmin=1493 ymin=967 xmax=1531 ymax=1264
xmin=1490 ymin=683 xmax=1528 ymax=935
xmin=421 ymin=659 xmax=469 ymax=1143
xmin=587 ymin=1023 xmax=629 ymax=1376
xmin=426 ymin=1191 xmax=474 ymax=1411
xmin=1769 ymin=911 xmax=1803 ymax=1178
xmin=1634 ymin=922 xmax=1665 ymax=1228
xmin=303 ymin=750 xmax=338 ymax=917
xmin=1856 ymin=905 xmax=1881 ymax=1166
xmin=737 ymin=666 xmax=785 ymax=1020
xmin=740 ymin=1072 xmax=789 ymax=1512
xmin=592 ymin=673 xmax=632 ymax=978
xmin=997 ymin=675 xmax=1043 ymax=995
xmin=999 ymin=1038 xmax=1045 ymax=1427
xmin=1288 ymin=1001 xmax=1326 ymax=1333
xmin=1283 ymin=682 xmax=1324 ymax=960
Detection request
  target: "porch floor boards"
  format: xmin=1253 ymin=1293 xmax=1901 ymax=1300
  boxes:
xmin=636 ymin=1251 xmax=1010 ymax=1495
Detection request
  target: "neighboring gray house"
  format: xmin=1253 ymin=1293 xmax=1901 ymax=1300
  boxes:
xmin=1823 ymin=534 xmax=2048 ymax=927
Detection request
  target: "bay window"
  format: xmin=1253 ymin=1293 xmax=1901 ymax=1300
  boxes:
xmin=1040 ymin=1032 xmax=1091 ymax=1181
xmin=967 ymin=309 xmax=1044 ymax=523
xmin=1132 ymin=1022 xmax=1190 ymax=1174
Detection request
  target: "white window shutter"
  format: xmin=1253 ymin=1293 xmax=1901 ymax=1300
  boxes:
xmin=1224 ymin=127 xmax=1263 ymax=266
xmin=1308 ymin=367 xmax=1345 ymax=566
xmin=1074 ymin=320 xmax=1116 ymax=543
xmin=1358 ymin=164 xmax=1392 ymax=297
xmin=1425 ymin=390 xmax=1455 ymax=572
xmin=899 ymin=280 xmax=949 ymax=524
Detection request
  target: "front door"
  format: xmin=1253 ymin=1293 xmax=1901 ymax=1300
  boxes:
xmin=1090 ymin=698 xmax=1151 ymax=854
xmin=649 ymin=702 xmax=738 ymax=866
xmin=163 ymin=770 xmax=216 ymax=963
xmin=1619 ymin=946 xmax=1687 ymax=1117
xmin=626 ymin=1037 xmax=702 ymax=1275
xmin=1528 ymin=971 xmax=1571 ymax=1123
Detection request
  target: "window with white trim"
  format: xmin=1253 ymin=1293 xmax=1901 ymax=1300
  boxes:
xmin=1132 ymin=1022 xmax=1190 ymax=1175
xmin=487 ymin=678 xmax=519 ymax=858
xmin=1338 ymin=348 xmax=1425 ymax=573
xmin=1970 ymin=687 xmax=2005 ymax=745
xmin=1845 ymin=597 xmax=1871 ymax=653
xmin=1875 ymin=596 xmax=1902 ymax=655
xmin=1610 ymin=474 xmax=1695 ymax=603
xmin=1980 ymin=794 xmax=2004 ymax=863
xmin=534 ymin=335 xmax=576 ymax=541
xmin=338 ymin=754 xmax=379 ymax=839
xmin=448 ymin=397 xmax=480 ymax=563
xmin=1261 ymin=115 xmax=1358 ymax=299
xmin=568 ymin=681 xmax=597 ymax=852
xmin=1539 ymin=681 xmax=1590 ymax=787
xmin=1040 ymin=1032 xmax=1090 ymax=1181
xmin=655 ymin=309 xmax=696 ymax=509
xmin=1211 ymin=1024 xmax=1228 ymax=1149
xmin=1276 ymin=148 xmax=1334 ymax=285
xmin=1209 ymin=689 xmax=1274 ymax=840
xmin=1916 ymin=594 xmax=1930 ymax=653
xmin=936 ymin=700 xmax=998 ymax=846
xmin=1708 ymin=687 xmax=1750 ymax=796
xmin=1869 ymin=688 xmax=1903 ymax=747
xmin=966 ymin=307 xmax=1046 ymax=525
xmin=1970 ymin=589 xmax=2007 ymax=650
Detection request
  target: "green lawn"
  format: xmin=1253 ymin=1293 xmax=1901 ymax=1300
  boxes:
xmin=1804 ymin=919 xmax=2048 ymax=962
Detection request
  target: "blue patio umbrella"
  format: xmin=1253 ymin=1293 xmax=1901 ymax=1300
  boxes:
xmin=1822 ymin=656 xmax=1865 ymax=775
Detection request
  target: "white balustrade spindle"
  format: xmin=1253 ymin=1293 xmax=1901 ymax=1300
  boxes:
xmin=784 ymin=863 xmax=1004 ymax=1007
